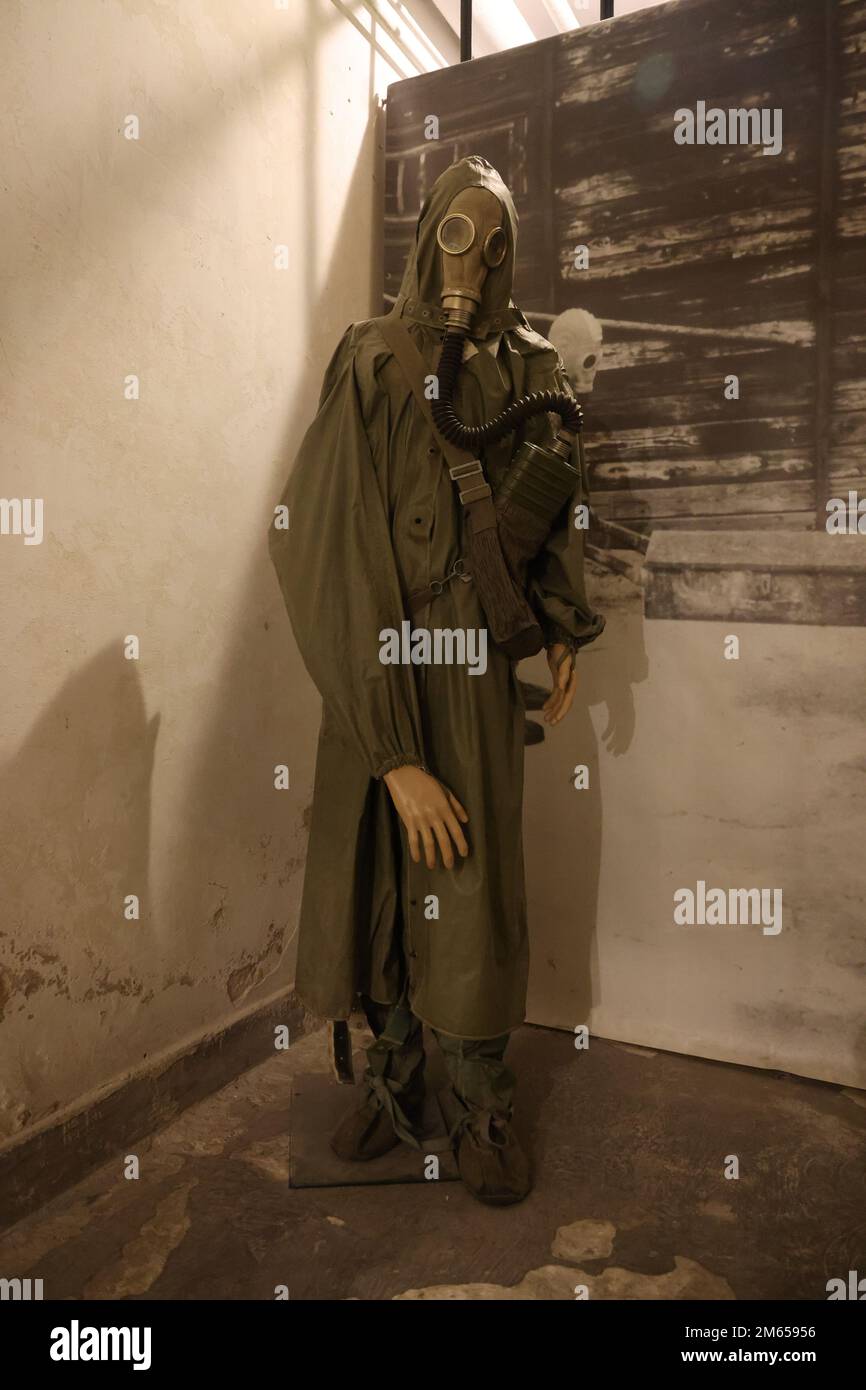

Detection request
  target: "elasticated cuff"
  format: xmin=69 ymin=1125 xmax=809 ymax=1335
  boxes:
xmin=543 ymin=623 xmax=579 ymax=655
xmin=373 ymin=752 xmax=427 ymax=780
xmin=544 ymin=614 xmax=605 ymax=654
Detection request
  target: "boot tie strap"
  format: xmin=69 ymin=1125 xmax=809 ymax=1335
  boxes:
xmin=366 ymin=1074 xmax=423 ymax=1151
xmin=448 ymin=1104 xmax=510 ymax=1149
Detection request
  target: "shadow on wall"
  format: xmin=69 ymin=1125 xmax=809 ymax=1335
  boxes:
xmin=524 ymin=543 xmax=648 ymax=1030
xmin=0 ymin=647 xmax=159 ymax=1038
xmin=1 ymin=0 xmax=394 ymax=1137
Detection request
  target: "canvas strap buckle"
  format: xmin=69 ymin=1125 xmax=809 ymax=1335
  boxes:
xmin=448 ymin=458 xmax=492 ymax=506
xmin=429 ymin=556 xmax=472 ymax=595
xmin=407 ymin=556 xmax=472 ymax=615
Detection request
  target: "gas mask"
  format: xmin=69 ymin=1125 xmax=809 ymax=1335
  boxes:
xmin=549 ymin=309 xmax=604 ymax=394
xmin=431 ymin=182 xmax=581 ymax=473
xmin=435 ymin=186 xmax=507 ymax=334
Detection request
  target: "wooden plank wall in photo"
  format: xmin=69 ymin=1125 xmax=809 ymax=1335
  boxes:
xmin=385 ymin=0 xmax=864 ymax=542
xmin=831 ymin=0 xmax=866 ymax=515
xmin=552 ymin=0 xmax=823 ymax=535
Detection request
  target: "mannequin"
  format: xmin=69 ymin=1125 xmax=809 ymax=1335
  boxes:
xmin=269 ymin=156 xmax=604 ymax=1204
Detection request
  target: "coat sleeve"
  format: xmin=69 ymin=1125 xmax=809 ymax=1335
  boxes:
xmin=269 ymin=329 xmax=427 ymax=780
xmin=524 ymin=364 xmax=606 ymax=655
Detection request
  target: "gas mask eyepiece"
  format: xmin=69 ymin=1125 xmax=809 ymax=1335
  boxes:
xmin=436 ymin=212 xmax=475 ymax=256
xmin=482 ymin=226 xmax=507 ymax=268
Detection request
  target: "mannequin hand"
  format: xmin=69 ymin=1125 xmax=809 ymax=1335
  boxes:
xmin=383 ymin=765 xmax=469 ymax=869
xmin=543 ymin=642 xmax=577 ymax=726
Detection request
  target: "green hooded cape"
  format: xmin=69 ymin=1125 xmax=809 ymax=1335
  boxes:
xmin=269 ymin=156 xmax=603 ymax=1039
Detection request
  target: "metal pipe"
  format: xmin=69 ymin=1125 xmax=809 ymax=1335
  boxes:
xmin=814 ymin=0 xmax=839 ymax=525
xmin=460 ymin=0 xmax=472 ymax=61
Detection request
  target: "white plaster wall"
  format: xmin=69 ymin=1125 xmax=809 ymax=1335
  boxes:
xmin=0 ymin=0 xmax=401 ymax=1140
xmin=524 ymin=575 xmax=866 ymax=1088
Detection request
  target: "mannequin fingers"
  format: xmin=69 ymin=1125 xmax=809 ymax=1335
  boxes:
xmin=549 ymin=687 xmax=573 ymax=726
xmin=546 ymin=671 xmax=574 ymax=723
xmin=420 ymin=824 xmax=437 ymax=871
xmin=443 ymin=808 xmax=469 ymax=859
xmin=445 ymin=789 xmax=469 ymax=823
xmin=550 ymin=669 xmax=578 ymax=726
xmin=408 ymin=824 xmax=422 ymax=865
xmin=543 ymin=689 xmax=563 ymax=722
xmin=431 ymin=819 xmax=454 ymax=870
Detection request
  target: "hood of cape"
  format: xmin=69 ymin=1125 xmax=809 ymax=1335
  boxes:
xmin=396 ymin=155 xmax=519 ymax=322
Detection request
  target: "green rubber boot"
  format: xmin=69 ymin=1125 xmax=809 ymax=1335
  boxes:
xmin=330 ymin=997 xmax=426 ymax=1161
xmin=435 ymin=1031 xmax=531 ymax=1205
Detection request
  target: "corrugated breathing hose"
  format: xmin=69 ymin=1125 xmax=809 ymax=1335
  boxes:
xmin=430 ymin=328 xmax=582 ymax=448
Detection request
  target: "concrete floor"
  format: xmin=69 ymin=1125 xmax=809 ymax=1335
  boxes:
xmin=1 ymin=1023 xmax=863 ymax=1300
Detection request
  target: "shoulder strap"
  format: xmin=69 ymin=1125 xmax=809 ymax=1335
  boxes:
xmin=376 ymin=313 xmax=496 ymax=527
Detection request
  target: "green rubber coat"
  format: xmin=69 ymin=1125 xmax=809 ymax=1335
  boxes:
xmin=269 ymin=157 xmax=603 ymax=1039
